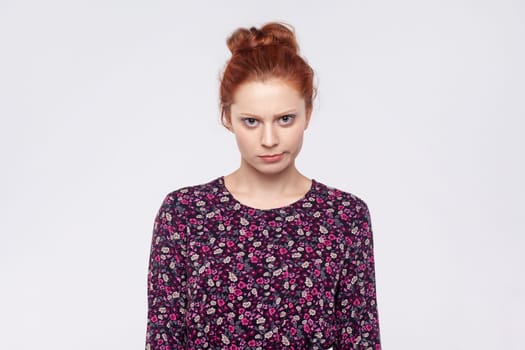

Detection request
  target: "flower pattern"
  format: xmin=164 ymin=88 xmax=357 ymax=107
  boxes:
xmin=146 ymin=176 xmax=381 ymax=349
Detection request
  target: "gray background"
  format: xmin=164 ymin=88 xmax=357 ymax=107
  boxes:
xmin=1 ymin=0 xmax=524 ymax=349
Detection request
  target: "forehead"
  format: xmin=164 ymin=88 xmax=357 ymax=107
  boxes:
xmin=231 ymin=79 xmax=305 ymax=114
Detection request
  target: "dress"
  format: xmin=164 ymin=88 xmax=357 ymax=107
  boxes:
xmin=146 ymin=176 xmax=381 ymax=350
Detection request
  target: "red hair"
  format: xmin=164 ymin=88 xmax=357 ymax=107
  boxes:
xmin=219 ymin=22 xmax=316 ymax=126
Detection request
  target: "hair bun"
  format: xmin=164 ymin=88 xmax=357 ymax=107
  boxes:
xmin=226 ymin=22 xmax=299 ymax=55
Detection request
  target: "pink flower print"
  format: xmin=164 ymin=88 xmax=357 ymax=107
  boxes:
xmin=146 ymin=177 xmax=381 ymax=349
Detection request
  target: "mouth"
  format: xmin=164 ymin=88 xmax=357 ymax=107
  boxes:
xmin=259 ymin=152 xmax=285 ymax=162
xmin=260 ymin=153 xmax=283 ymax=157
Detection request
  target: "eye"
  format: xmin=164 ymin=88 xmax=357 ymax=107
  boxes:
xmin=279 ymin=114 xmax=296 ymax=125
xmin=241 ymin=117 xmax=259 ymax=127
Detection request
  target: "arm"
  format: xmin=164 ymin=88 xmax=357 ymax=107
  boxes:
xmin=335 ymin=201 xmax=381 ymax=350
xmin=146 ymin=193 xmax=188 ymax=350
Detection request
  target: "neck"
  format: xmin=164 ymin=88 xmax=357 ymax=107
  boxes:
xmin=225 ymin=160 xmax=309 ymax=197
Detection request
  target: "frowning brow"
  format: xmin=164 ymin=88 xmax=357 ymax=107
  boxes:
xmin=238 ymin=109 xmax=297 ymax=118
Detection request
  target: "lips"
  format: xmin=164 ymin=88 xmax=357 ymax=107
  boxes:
xmin=259 ymin=152 xmax=284 ymax=162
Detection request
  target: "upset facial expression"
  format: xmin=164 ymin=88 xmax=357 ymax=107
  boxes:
xmin=225 ymin=78 xmax=311 ymax=175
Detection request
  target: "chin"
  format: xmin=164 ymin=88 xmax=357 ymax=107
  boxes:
xmin=252 ymin=161 xmax=295 ymax=176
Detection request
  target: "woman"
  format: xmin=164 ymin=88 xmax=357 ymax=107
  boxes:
xmin=146 ymin=22 xmax=381 ymax=349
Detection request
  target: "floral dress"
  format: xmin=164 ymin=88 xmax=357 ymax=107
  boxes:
xmin=146 ymin=176 xmax=381 ymax=349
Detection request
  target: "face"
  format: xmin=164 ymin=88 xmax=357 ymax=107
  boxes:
xmin=224 ymin=78 xmax=311 ymax=176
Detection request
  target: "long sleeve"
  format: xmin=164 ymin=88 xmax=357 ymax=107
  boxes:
xmin=146 ymin=193 xmax=188 ymax=350
xmin=335 ymin=201 xmax=381 ymax=350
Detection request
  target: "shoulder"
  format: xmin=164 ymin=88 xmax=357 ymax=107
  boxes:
xmin=312 ymin=178 xmax=371 ymax=219
xmin=313 ymin=180 xmax=374 ymax=248
xmin=159 ymin=176 xmax=223 ymax=215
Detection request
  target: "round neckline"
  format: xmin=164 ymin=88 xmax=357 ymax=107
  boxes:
xmin=218 ymin=175 xmax=316 ymax=213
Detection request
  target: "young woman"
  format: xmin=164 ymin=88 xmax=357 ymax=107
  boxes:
xmin=146 ymin=22 xmax=381 ymax=350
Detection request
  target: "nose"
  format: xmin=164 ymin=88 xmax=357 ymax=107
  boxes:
xmin=261 ymin=124 xmax=279 ymax=148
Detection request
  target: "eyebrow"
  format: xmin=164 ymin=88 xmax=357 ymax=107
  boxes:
xmin=238 ymin=109 xmax=297 ymax=118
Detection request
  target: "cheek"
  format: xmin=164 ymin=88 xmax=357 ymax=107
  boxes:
xmin=234 ymin=131 xmax=256 ymax=151
xmin=286 ymin=128 xmax=305 ymax=148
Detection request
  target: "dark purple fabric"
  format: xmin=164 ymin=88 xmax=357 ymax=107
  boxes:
xmin=146 ymin=176 xmax=381 ymax=349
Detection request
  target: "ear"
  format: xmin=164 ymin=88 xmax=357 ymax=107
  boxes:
xmin=304 ymin=107 xmax=312 ymax=130
xmin=222 ymin=114 xmax=234 ymax=132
